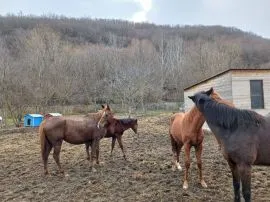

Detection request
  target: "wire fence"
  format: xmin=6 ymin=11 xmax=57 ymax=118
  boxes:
xmin=0 ymin=101 xmax=184 ymax=128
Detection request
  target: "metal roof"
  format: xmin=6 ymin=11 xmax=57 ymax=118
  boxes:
xmin=184 ymin=68 xmax=270 ymax=91
xmin=24 ymin=114 xmax=44 ymax=118
xmin=46 ymin=113 xmax=62 ymax=116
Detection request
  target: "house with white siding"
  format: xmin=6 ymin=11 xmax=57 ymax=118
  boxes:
xmin=184 ymin=69 xmax=270 ymax=116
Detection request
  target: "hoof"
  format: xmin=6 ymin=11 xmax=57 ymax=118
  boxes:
xmin=176 ymin=162 xmax=182 ymax=171
xmin=183 ymin=181 xmax=188 ymax=190
xmin=201 ymin=180 xmax=207 ymax=188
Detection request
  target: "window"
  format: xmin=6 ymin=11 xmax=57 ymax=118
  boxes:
xmin=250 ymin=80 xmax=264 ymax=109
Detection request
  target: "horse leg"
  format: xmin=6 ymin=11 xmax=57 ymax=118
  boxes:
xmin=96 ymin=142 xmax=100 ymax=165
xmin=53 ymin=140 xmax=64 ymax=174
xmin=228 ymin=160 xmax=241 ymax=202
xmin=176 ymin=144 xmax=183 ymax=171
xmin=170 ymin=135 xmax=182 ymax=171
xmin=238 ymin=163 xmax=252 ymax=202
xmin=42 ymin=141 xmax=52 ymax=175
xmin=195 ymin=143 xmax=207 ymax=188
xmin=85 ymin=142 xmax=90 ymax=160
xmin=117 ymin=135 xmax=126 ymax=160
xmin=183 ymin=143 xmax=191 ymax=190
xmin=90 ymin=140 xmax=98 ymax=172
xmin=111 ymin=137 xmax=116 ymax=157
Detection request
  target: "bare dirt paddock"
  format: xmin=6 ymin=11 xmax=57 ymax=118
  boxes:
xmin=1 ymin=114 xmax=270 ymax=202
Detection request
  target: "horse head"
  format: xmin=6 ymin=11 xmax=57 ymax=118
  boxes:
xmin=210 ymin=89 xmax=235 ymax=107
xmin=189 ymin=87 xmax=234 ymax=109
xmin=188 ymin=91 xmax=211 ymax=112
xmin=97 ymin=105 xmax=114 ymax=128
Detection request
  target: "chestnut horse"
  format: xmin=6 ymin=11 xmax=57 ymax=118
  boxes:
xmin=169 ymin=87 xmax=233 ymax=189
xmin=85 ymin=106 xmax=113 ymax=122
xmin=189 ymin=89 xmax=270 ymax=202
xmin=39 ymin=105 xmax=113 ymax=175
xmin=84 ymin=105 xmax=114 ymax=160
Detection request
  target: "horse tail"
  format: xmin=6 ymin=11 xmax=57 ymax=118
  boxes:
xmin=39 ymin=120 xmax=50 ymax=160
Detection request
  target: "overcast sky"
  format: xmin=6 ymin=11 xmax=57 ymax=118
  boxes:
xmin=0 ymin=0 xmax=269 ymax=39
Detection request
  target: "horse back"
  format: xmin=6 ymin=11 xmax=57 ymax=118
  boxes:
xmin=42 ymin=117 xmax=66 ymax=143
xmin=85 ymin=113 xmax=100 ymax=122
xmin=64 ymin=119 xmax=104 ymax=143
xmin=104 ymin=118 xmax=136 ymax=138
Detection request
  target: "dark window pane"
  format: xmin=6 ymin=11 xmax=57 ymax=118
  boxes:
xmin=250 ymin=80 xmax=264 ymax=109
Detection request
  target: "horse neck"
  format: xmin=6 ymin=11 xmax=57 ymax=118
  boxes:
xmin=92 ymin=111 xmax=103 ymax=122
xmin=185 ymin=106 xmax=205 ymax=130
xmin=212 ymin=93 xmax=234 ymax=107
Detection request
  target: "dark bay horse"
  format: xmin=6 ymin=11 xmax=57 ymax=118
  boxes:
xmin=189 ymin=89 xmax=270 ymax=202
xmin=169 ymin=88 xmax=233 ymax=190
xmin=39 ymin=105 xmax=113 ymax=175
xmin=85 ymin=117 xmax=138 ymax=160
xmin=105 ymin=118 xmax=138 ymax=160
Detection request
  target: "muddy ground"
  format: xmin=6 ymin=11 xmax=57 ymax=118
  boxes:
xmin=1 ymin=113 xmax=270 ymax=202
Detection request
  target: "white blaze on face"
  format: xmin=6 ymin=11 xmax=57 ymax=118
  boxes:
xmin=97 ymin=111 xmax=106 ymax=129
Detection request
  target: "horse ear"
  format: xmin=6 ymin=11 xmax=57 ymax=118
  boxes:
xmin=206 ymin=87 xmax=213 ymax=96
xmin=101 ymin=104 xmax=105 ymax=109
xmin=107 ymin=104 xmax=111 ymax=111
xmin=188 ymin=95 xmax=195 ymax=102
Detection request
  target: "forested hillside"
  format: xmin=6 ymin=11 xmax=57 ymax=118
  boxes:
xmin=0 ymin=15 xmax=270 ymax=122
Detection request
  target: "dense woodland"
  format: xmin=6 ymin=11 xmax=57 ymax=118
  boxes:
xmin=0 ymin=14 xmax=270 ymax=125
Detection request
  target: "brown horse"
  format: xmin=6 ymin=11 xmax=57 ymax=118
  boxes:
xmin=106 ymin=118 xmax=138 ymax=160
xmin=85 ymin=117 xmax=138 ymax=160
xmin=189 ymin=89 xmax=270 ymax=202
xmin=39 ymin=105 xmax=113 ymax=175
xmin=85 ymin=105 xmax=114 ymax=121
xmin=169 ymin=87 xmax=233 ymax=189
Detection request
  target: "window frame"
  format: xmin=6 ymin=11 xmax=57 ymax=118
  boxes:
xmin=250 ymin=80 xmax=264 ymax=109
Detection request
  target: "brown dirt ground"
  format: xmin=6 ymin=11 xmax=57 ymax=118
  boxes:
xmin=1 ymin=113 xmax=270 ymax=202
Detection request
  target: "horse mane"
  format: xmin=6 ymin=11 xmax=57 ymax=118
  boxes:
xmin=204 ymin=98 xmax=264 ymax=130
xmin=211 ymin=90 xmax=235 ymax=107
xmin=186 ymin=90 xmax=233 ymax=122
